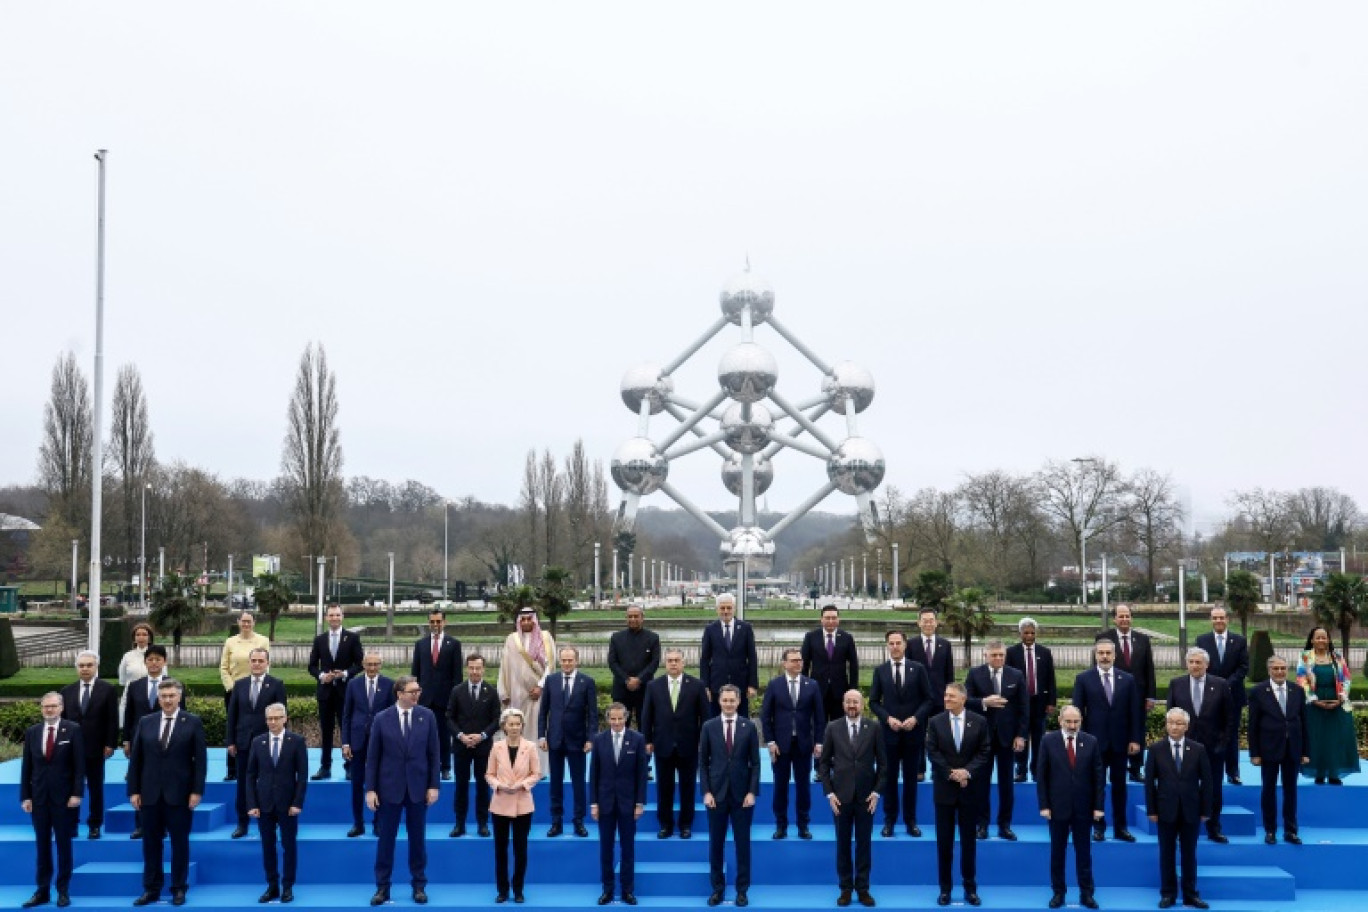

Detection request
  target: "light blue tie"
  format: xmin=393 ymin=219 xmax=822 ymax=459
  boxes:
xmin=953 ymin=714 xmax=962 ymax=750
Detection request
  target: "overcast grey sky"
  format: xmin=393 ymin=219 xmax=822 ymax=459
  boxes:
xmin=3 ymin=2 xmax=1365 ymax=533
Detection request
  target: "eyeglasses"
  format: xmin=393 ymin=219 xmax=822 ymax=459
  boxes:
xmin=402 ymin=688 xmax=422 ymax=695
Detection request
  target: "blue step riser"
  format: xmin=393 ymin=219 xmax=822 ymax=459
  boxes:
xmin=69 ymin=864 xmax=198 ymax=893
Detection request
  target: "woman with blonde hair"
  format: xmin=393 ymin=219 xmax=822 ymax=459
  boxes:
xmin=486 ymin=707 xmax=541 ymax=903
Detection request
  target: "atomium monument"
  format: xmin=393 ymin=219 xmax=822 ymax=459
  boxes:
xmin=610 ymin=266 xmax=884 ymax=582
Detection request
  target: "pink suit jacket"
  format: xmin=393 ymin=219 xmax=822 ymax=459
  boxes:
xmin=485 ymin=738 xmax=541 ymax=817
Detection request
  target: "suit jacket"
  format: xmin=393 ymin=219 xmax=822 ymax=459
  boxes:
xmin=759 ymin=674 xmax=824 ymax=754
xmin=1005 ymin=642 xmax=1057 ymax=707
xmin=61 ymin=678 xmax=120 ymax=756
xmin=817 ymin=715 xmax=887 ymax=806
xmin=964 ymin=664 xmax=1029 ymax=746
xmin=226 ymin=674 xmax=288 ymax=751
xmin=486 ymin=738 xmax=541 ymax=817
xmin=699 ymin=620 xmax=759 ymax=696
xmin=1099 ymin=628 xmax=1156 ymax=700
xmin=698 ymin=714 xmax=761 ymax=805
xmin=20 ymin=719 xmax=85 ymax=807
xmin=447 ymin=678 xmax=501 ymax=745
xmin=1071 ymin=666 xmax=1143 ymax=754
xmin=869 ymin=659 xmax=933 ymax=736
xmin=244 ymin=730 xmax=308 ymax=814
xmin=641 ymin=674 xmax=709 ymax=760
xmin=1035 ymin=729 xmax=1104 ymax=822
xmin=121 ymin=675 xmax=184 ymax=745
xmin=907 ymin=634 xmax=955 ymax=696
xmin=925 ymin=710 xmax=992 ymax=806
xmin=365 ymin=704 xmax=440 ymax=805
xmin=1195 ymin=631 xmax=1249 ymax=708
xmin=342 ymin=674 xmax=396 ymax=753
xmin=801 ymin=628 xmax=860 ymax=702
xmin=127 ymin=710 xmax=208 ymax=806
xmin=307 ymin=628 xmax=365 ymax=699
xmin=1166 ymin=675 xmax=1234 ymax=756
xmin=410 ymin=633 xmax=462 ymax=710
xmin=590 ymin=728 xmax=650 ymax=815
xmin=539 ymin=671 xmax=598 ymax=750
xmin=607 ymin=628 xmax=662 ymax=701
xmin=1143 ymin=738 xmax=1214 ymax=825
xmin=1246 ymin=680 xmax=1309 ymax=764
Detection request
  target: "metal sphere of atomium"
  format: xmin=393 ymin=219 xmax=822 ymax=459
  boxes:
xmin=721 ymin=452 xmax=774 ymax=497
xmin=620 ymin=362 xmax=674 ymax=415
xmin=826 ymin=436 xmax=886 ymax=495
xmin=611 ymin=437 xmax=669 ymax=496
xmin=822 ymin=361 xmax=875 ymax=415
xmin=720 ymin=402 xmax=774 ymax=454
xmin=718 ymin=342 xmax=778 ymax=404
xmin=719 ymin=270 xmax=775 ymax=326
xmin=721 ymin=525 xmax=775 ymax=574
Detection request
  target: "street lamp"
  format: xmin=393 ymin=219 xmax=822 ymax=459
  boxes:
xmin=315 ymin=556 xmax=327 ymax=636
xmin=876 ymin=548 xmax=883 ymax=599
xmin=443 ymin=501 xmax=450 ymax=599
xmin=140 ymin=482 xmax=150 ymax=610
xmin=891 ymin=543 xmax=899 ymax=603
xmin=386 ymin=552 xmax=395 ymax=638
xmin=593 ymin=541 xmax=601 ymax=608
xmin=71 ymin=539 xmax=79 ymax=613
xmin=1070 ymin=457 xmax=1099 ymax=624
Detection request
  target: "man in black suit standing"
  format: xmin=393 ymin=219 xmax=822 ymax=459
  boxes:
xmin=245 ymin=702 xmax=308 ymax=903
xmin=61 ymin=650 xmax=118 ymax=840
xmin=1195 ymin=607 xmax=1249 ymax=786
xmin=1246 ymin=656 xmax=1309 ymax=844
xmin=342 ymin=653 xmax=395 ymax=837
xmin=120 ymin=645 xmax=180 ymax=841
xmin=20 ymin=692 xmax=85 ymax=909
xmin=1167 ymin=647 xmax=1235 ymax=843
xmin=1099 ymin=604 xmax=1156 ymax=781
xmin=128 ymin=678 xmax=208 ymax=907
xmin=869 ymin=629 xmax=932 ymax=838
xmin=699 ymin=686 xmax=761 ymax=907
xmin=908 ymin=608 xmax=955 ymax=780
xmin=964 ymin=641 xmax=1027 ymax=840
xmin=1072 ymin=637 xmax=1143 ymax=843
xmin=447 ymin=653 xmax=500 ymax=837
xmin=1035 ymin=706 xmax=1104 ymax=910
xmin=801 ymin=605 xmax=859 ymax=727
xmin=227 ymin=648 xmax=287 ymax=838
xmin=641 ymin=648 xmax=708 ymax=839
xmin=607 ymin=604 xmax=661 ymax=729
xmin=590 ymin=703 xmax=650 ymax=905
xmin=700 ymin=594 xmax=759 ymax=718
xmin=1144 ymin=708 xmax=1215 ymax=910
xmin=1005 ymin=618 xmax=1056 ymax=782
xmin=818 ymin=690 xmax=886 ymax=908
xmin=539 ymin=646 xmax=598 ymax=837
xmin=759 ymin=647 xmax=824 ymax=840
xmin=307 ymin=604 xmax=365 ymax=780
xmin=926 ymin=683 xmax=991 ymax=908
xmin=411 ymin=609 xmax=462 ymax=780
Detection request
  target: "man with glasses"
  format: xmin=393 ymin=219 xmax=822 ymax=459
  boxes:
xmin=410 ymin=611 xmax=462 ymax=781
xmin=366 ymin=676 xmax=440 ymax=906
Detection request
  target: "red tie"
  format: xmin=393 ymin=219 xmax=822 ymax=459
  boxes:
xmin=1121 ymin=635 xmax=1131 ymax=666
xmin=432 ymin=635 xmax=440 ymax=666
xmin=44 ymin=725 xmax=55 ymax=761
xmin=725 ymin=718 xmax=734 ymax=755
xmin=1026 ymin=649 xmax=1036 ymax=696
xmin=1066 ymin=735 xmax=1076 ymax=769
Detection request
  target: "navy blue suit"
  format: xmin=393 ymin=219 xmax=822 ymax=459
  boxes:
xmin=1196 ymin=630 xmax=1249 ymax=779
xmin=539 ymin=670 xmax=598 ymax=824
xmin=308 ymin=627 xmax=365 ymax=772
xmin=365 ymin=704 xmax=440 ymax=891
xmin=1167 ymin=674 xmax=1235 ymax=835
xmin=925 ymin=710 xmax=992 ymax=893
xmin=127 ymin=710 xmax=208 ymax=897
xmin=1144 ymin=738 xmax=1214 ymax=903
xmin=699 ymin=620 xmax=759 ymax=717
xmin=244 ymin=730 xmax=308 ymax=889
xmin=1035 ymin=729 xmax=1104 ymax=897
xmin=21 ymin=719 xmax=85 ymax=896
xmin=61 ymin=677 xmax=118 ymax=829
xmin=1247 ymin=679 xmax=1309 ymax=835
xmin=869 ymin=658 xmax=933 ymax=830
xmin=698 ymin=713 xmax=761 ymax=894
xmin=589 ymin=727 xmax=650 ymax=894
xmin=801 ymin=627 xmax=860 ymax=723
xmin=908 ymin=634 xmax=955 ymax=775
xmin=342 ymin=673 xmax=395 ymax=829
xmin=227 ymin=674 xmax=287 ymax=827
xmin=1071 ymin=665 xmax=1143 ymax=834
xmin=411 ymin=632 xmax=462 ymax=775
xmin=759 ymin=674 xmax=824 ymax=829
xmin=640 ymin=673 xmax=709 ymax=832
xmin=964 ymin=663 xmax=1028 ymax=829
xmin=1005 ymin=642 xmax=1057 ymax=778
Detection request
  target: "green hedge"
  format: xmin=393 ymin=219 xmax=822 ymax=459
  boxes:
xmin=0 ymin=697 xmax=320 ymax=746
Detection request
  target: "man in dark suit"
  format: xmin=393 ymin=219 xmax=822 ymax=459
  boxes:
xmin=590 ymin=703 xmax=650 ymax=905
xmin=227 ymin=648 xmax=288 ymax=838
xmin=120 ymin=645 xmax=180 ymax=841
xmin=539 ymin=645 xmax=598 ymax=837
xmin=1195 ymin=607 xmax=1249 ymax=785
xmin=1167 ymin=647 xmax=1235 ymax=843
xmin=307 ymin=604 xmax=365 ymax=780
xmin=365 ymin=675 xmax=440 ymax=906
xmin=607 ymin=604 xmax=661 ymax=729
xmin=1246 ymin=655 xmax=1309 ymax=844
xmin=908 ymin=608 xmax=955 ymax=779
xmin=61 ymin=650 xmax=118 ymax=840
xmin=20 ymin=692 xmax=85 ymax=908
xmin=1144 ymin=708 xmax=1215 ymax=910
xmin=1099 ymin=603 xmax=1156 ymax=781
xmin=447 ymin=652 xmax=500 ymax=837
xmin=869 ymin=629 xmax=932 ymax=838
xmin=1035 ymin=706 xmax=1104 ymax=910
xmin=818 ymin=690 xmax=886 ymax=908
xmin=342 ymin=652 xmax=395 ymax=837
xmin=699 ymin=686 xmax=761 ymax=907
xmin=128 ymin=679 xmax=208 ymax=907
xmin=964 ymin=641 xmax=1028 ymax=840
xmin=1005 ymin=618 xmax=1056 ymax=782
xmin=926 ymin=683 xmax=991 ymax=907
xmin=699 ymin=594 xmax=759 ymax=718
xmin=245 ymin=702 xmax=308 ymax=903
xmin=760 ymin=647 xmax=824 ymax=839
xmin=1072 ymin=637 xmax=1143 ymax=842
xmin=410 ymin=609 xmax=462 ymax=779
xmin=801 ymin=605 xmax=860 ymax=726
xmin=641 ymin=648 xmax=708 ymax=839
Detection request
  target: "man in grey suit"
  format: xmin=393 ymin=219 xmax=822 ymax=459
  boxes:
xmin=818 ymin=690 xmax=886 ymax=908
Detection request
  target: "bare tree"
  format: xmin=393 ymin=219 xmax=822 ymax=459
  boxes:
xmin=109 ymin=364 xmax=156 ymax=576
xmin=1227 ymin=488 xmax=1294 ymax=552
xmin=281 ymin=343 xmax=344 ymax=558
xmin=1035 ymin=457 xmax=1130 ymax=596
xmin=1286 ymin=487 xmax=1359 ymax=550
xmin=1127 ymin=468 xmax=1185 ymax=590
xmin=959 ymin=470 xmax=1030 ymax=592
xmin=518 ymin=450 xmax=541 ymax=574
xmin=37 ymin=352 xmax=93 ymax=528
xmin=904 ymin=487 xmax=964 ymax=575
xmin=538 ymin=449 xmax=563 ymax=572
xmin=564 ymin=440 xmax=612 ymax=586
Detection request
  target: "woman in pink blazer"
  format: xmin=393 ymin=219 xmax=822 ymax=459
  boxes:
xmin=486 ymin=707 xmax=542 ymax=903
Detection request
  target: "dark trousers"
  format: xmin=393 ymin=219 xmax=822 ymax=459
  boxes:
xmin=820 ymin=689 xmax=844 ymax=730
xmin=1206 ymin=767 xmax=1225 ymax=834
xmin=933 ymin=801 xmax=977 ymax=891
xmin=597 ymin=806 xmax=638 ymax=891
xmin=1016 ymin=697 xmax=1049 ymax=778
xmin=84 ymin=753 xmax=107 ymax=827
xmin=374 ymin=800 xmax=428 ymax=890
xmin=976 ymin=738 xmax=1016 ymax=828
xmin=882 ymin=732 xmax=918 ymax=827
xmin=834 ymin=797 xmax=874 ymax=891
xmin=1259 ymin=754 xmax=1299 ymax=833
xmin=493 ymin=813 xmax=531 ymax=894
xmin=141 ymin=801 xmax=193 ymax=893
xmin=223 ymin=692 xmax=237 ymax=776
xmin=349 ymin=747 xmax=373 ymax=828
xmin=31 ymin=803 xmax=77 ymax=893
xmin=453 ymin=742 xmax=492 ymax=826
xmin=425 ymin=705 xmax=452 ymax=775
xmin=617 ymin=688 xmax=646 ymax=729
xmin=706 ymin=799 xmax=753 ymax=891
xmin=1220 ymin=706 xmax=1245 ymax=779
xmin=654 ymin=753 xmax=696 ymax=830
xmin=1048 ymin=815 xmax=1095 ymax=895
xmin=549 ymin=746 xmax=588 ymax=822
xmin=771 ymin=747 xmax=813 ymax=827
xmin=257 ymin=810 xmax=299 ymax=887
xmin=1128 ymin=741 xmax=1145 ymax=779
xmin=317 ymin=687 xmax=345 ymax=769
xmin=1100 ymin=748 xmax=1131 ymax=832
xmin=913 ymin=725 xmax=928 ymax=778
xmin=234 ymin=754 xmax=252 ymax=826
xmin=1157 ymin=818 xmax=1201 ymax=901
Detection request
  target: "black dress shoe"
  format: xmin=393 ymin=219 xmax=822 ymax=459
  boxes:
xmin=574 ymin=821 xmax=590 ymax=837
xmin=441 ymin=771 xmax=452 ymax=781
xmin=1329 ymin=777 xmax=1343 ymax=785
xmin=224 ymin=772 xmax=237 ymax=782
xmin=348 ymin=825 xmax=365 ymax=838
xmin=260 ymin=886 xmax=281 ymax=903
xmin=707 ymin=892 xmax=723 ymax=907
xmin=837 ymin=890 xmax=852 ymax=907
xmin=679 ymin=828 xmax=691 ymax=839
xmin=1080 ymin=894 xmax=1098 ymax=910
xmin=412 ymin=889 xmax=428 ymax=904
xmin=965 ymin=892 xmax=981 ymax=907
xmin=1227 ymin=775 xmax=1243 ymax=786
xmin=370 ymin=888 xmax=389 ymax=905
xmin=798 ymin=825 xmax=812 ymax=839
xmin=133 ymin=892 xmax=158 ymax=906
xmin=1315 ymin=777 xmax=1325 ymax=785
xmin=881 ymin=823 xmax=894 ymax=838
xmin=1265 ymin=832 xmax=1277 ymax=844
xmin=547 ymin=822 xmax=564 ymax=837
xmin=1158 ymin=898 xmax=1176 ymax=909
xmin=1014 ymin=772 xmax=1027 ymax=783
xmin=130 ymin=828 xmax=143 ymax=840
xmin=598 ymin=891 xmax=613 ymax=905
xmin=479 ymin=824 xmax=491 ymax=837
xmin=736 ymin=891 xmax=748 ymax=907
xmin=772 ymin=827 xmax=787 ymax=839
xmin=495 ymin=894 xmax=508 ymax=904
xmin=1183 ymin=898 xmax=1209 ymax=909
xmin=88 ymin=825 xmax=102 ymax=839
xmin=1092 ymin=828 xmax=1106 ymax=842
xmin=1207 ymin=831 xmax=1228 ymax=844
xmin=657 ymin=827 xmax=674 ymax=839
xmin=1285 ymin=831 xmax=1303 ymax=845
xmin=1128 ymin=773 xmax=1144 ymax=783
xmin=170 ymin=890 xmax=187 ymax=906
xmin=622 ymin=893 xmax=637 ymax=906
xmin=232 ymin=825 xmax=249 ymax=838
xmin=907 ymin=825 xmax=922 ymax=837
xmin=281 ymin=887 xmax=294 ymax=903
xmin=450 ymin=825 xmax=466 ymax=837
xmin=311 ymin=768 xmax=331 ymax=780
xmin=857 ymin=890 xmax=876 ymax=907
xmin=1049 ymin=893 xmax=1065 ymax=909
xmin=997 ymin=826 xmax=1017 ymax=841
xmin=1114 ymin=829 xmax=1136 ymax=842
xmin=56 ymin=895 xmax=70 ymax=909
xmin=975 ymin=825 xmax=989 ymax=840
xmin=21 ymin=893 xmax=49 ymax=908
xmin=936 ymin=893 xmax=950 ymax=907
xmin=513 ymin=893 xmax=525 ymax=904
